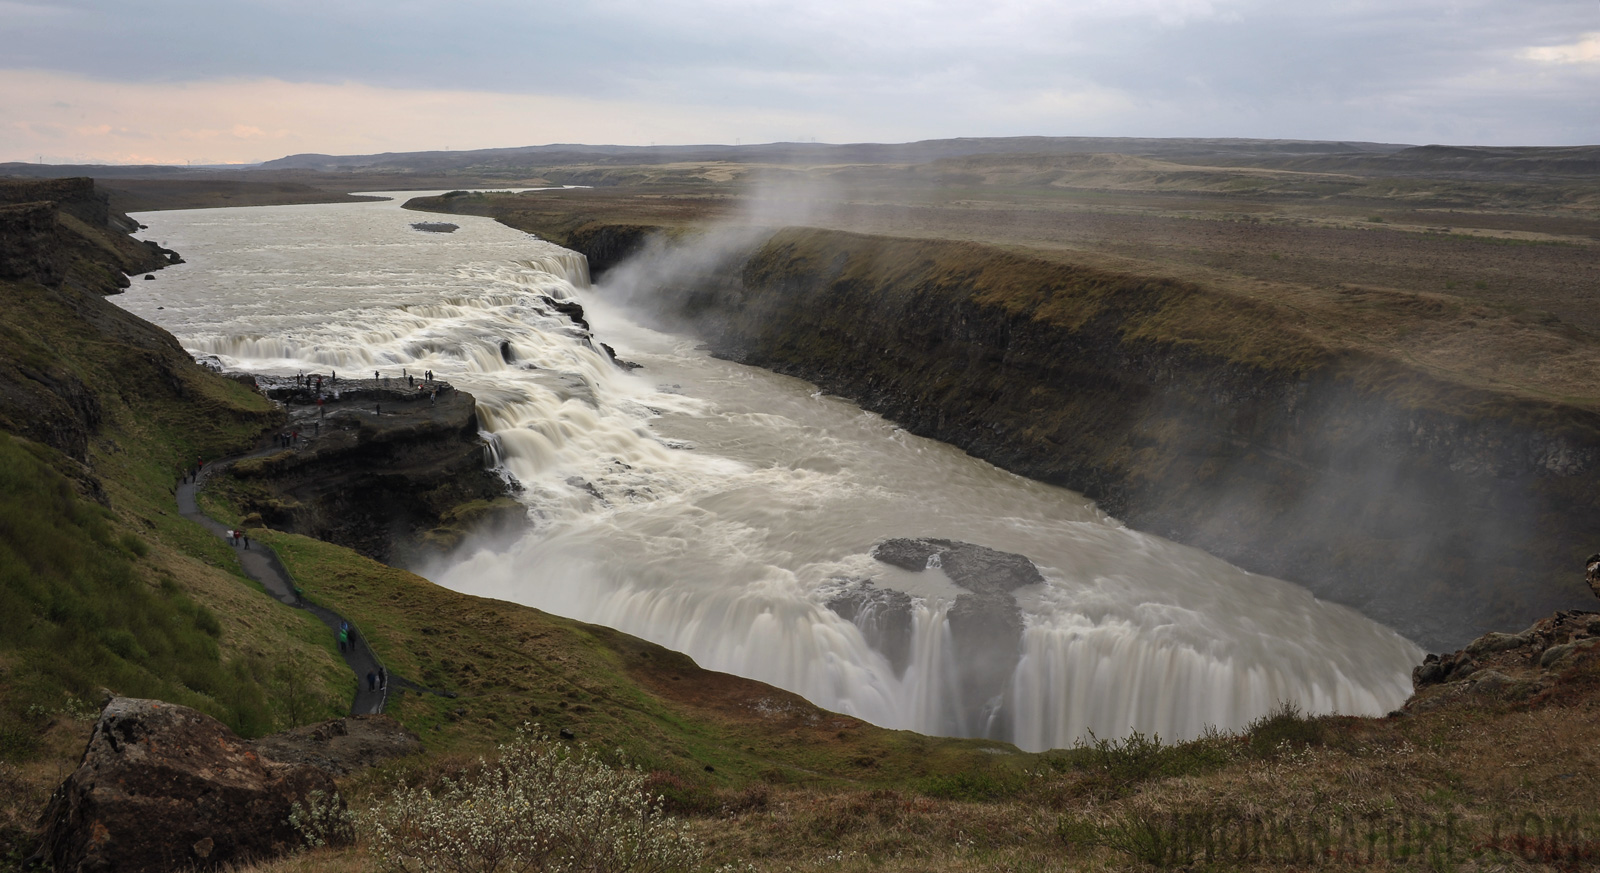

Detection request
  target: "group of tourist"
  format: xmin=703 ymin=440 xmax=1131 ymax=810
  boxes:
xmin=294 ymin=371 xmax=333 ymax=391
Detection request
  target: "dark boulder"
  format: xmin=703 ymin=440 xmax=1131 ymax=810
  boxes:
xmin=870 ymin=538 xmax=1044 ymax=594
xmin=871 ymin=537 xmax=954 ymax=572
xmin=543 ymin=296 xmax=589 ymax=330
xmin=35 ymin=698 xmax=343 ymax=873
xmin=826 ymin=580 xmax=915 ymax=676
xmin=867 ymin=538 xmax=1045 ymax=738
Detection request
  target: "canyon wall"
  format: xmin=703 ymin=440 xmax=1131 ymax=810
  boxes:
xmin=572 ymin=225 xmax=1599 ymax=651
xmin=0 ymin=176 xmax=178 ymax=294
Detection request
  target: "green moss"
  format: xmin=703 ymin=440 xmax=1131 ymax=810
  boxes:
xmin=0 ymin=433 xmax=275 ymax=740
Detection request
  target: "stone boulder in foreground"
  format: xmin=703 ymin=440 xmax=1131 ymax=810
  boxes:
xmin=35 ymin=697 xmax=341 ymax=872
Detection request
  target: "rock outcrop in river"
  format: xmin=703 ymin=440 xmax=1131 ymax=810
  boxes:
xmin=224 ymin=381 xmax=526 ymax=565
xmin=830 ymin=538 xmax=1045 ymax=739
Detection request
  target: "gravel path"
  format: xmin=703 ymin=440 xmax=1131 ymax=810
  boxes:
xmin=178 ymin=450 xmax=390 ymax=716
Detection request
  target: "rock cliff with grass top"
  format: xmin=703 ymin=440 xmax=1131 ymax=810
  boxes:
xmin=437 ymin=199 xmax=1600 ymax=652
xmin=213 ymin=380 xmax=527 ymax=567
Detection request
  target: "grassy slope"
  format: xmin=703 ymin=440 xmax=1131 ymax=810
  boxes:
xmin=0 ymin=272 xmax=360 ymax=863
xmin=0 ymin=275 xmax=351 ymax=733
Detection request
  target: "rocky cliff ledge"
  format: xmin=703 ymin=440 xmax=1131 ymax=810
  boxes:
xmin=0 ymin=177 xmax=177 ymax=294
xmin=535 ymin=223 xmax=1599 ymax=652
xmin=1407 ymin=609 xmax=1600 ymax=712
xmin=221 ymin=380 xmax=527 ymax=566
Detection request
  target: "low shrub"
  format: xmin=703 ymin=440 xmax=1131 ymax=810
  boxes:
xmin=366 ymin=726 xmax=704 ymax=873
xmin=1047 ymin=728 xmax=1236 ymax=795
xmin=1245 ymin=701 xmax=1325 ymax=758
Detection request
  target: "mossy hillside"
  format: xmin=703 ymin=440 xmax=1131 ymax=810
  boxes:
xmin=187 ymin=489 xmax=1028 ymax=796
xmin=0 ymin=273 xmax=353 ymax=754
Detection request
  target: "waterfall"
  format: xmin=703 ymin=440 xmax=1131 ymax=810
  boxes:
xmin=121 ymin=195 xmax=1424 ymax=753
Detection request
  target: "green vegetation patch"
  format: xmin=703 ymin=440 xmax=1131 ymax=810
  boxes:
xmin=0 ymin=433 xmax=276 ymax=745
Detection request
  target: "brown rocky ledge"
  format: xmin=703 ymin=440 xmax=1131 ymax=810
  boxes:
xmin=250 ymin=714 xmax=423 ymax=775
xmin=1406 ymin=609 xmax=1600 ymax=713
xmin=220 ymin=377 xmax=528 ymax=566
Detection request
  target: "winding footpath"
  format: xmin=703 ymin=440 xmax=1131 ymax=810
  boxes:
xmin=178 ymin=451 xmax=391 ymax=716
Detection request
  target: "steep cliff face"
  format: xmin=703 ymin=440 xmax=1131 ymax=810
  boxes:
xmin=0 ymin=177 xmax=178 ymax=295
xmin=223 ymin=385 xmax=525 ymax=566
xmin=0 ymin=180 xmax=253 ymax=465
xmin=560 ymin=225 xmax=1600 ymax=651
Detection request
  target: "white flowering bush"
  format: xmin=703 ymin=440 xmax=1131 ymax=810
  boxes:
xmin=366 ymin=726 xmax=704 ymax=873
xmin=288 ymin=789 xmax=355 ymax=849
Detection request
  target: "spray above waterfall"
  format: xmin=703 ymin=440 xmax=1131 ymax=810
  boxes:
xmin=119 ymin=193 xmax=1424 ymax=753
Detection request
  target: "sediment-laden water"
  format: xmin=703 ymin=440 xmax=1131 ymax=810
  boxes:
xmin=121 ymin=194 xmax=1423 ymax=751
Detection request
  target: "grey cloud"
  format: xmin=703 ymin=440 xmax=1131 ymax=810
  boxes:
xmin=0 ymin=0 xmax=1594 ymax=144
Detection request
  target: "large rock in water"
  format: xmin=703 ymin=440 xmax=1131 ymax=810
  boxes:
xmin=825 ymin=581 xmax=916 ymax=676
xmin=35 ymin=698 xmax=341 ymax=872
xmin=851 ymin=538 xmax=1044 ymax=738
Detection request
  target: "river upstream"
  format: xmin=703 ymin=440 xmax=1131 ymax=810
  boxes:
xmin=121 ymin=193 xmax=1422 ymax=752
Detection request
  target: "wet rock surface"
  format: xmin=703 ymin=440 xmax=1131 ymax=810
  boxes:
xmin=35 ymin=698 xmax=342 ymax=873
xmin=825 ymin=580 xmax=915 ymax=676
xmin=839 ymin=538 xmax=1045 ymax=739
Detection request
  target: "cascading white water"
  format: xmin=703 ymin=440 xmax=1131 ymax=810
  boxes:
xmin=121 ymin=193 xmax=1424 ymax=752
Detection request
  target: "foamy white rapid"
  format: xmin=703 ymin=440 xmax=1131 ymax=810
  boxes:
xmin=121 ymin=193 xmax=1424 ymax=751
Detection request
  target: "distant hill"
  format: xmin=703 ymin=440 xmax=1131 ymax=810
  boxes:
xmin=255 ymin=136 xmax=1414 ymax=173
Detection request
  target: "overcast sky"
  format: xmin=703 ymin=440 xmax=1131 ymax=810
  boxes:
xmin=2 ymin=0 xmax=1596 ymax=165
